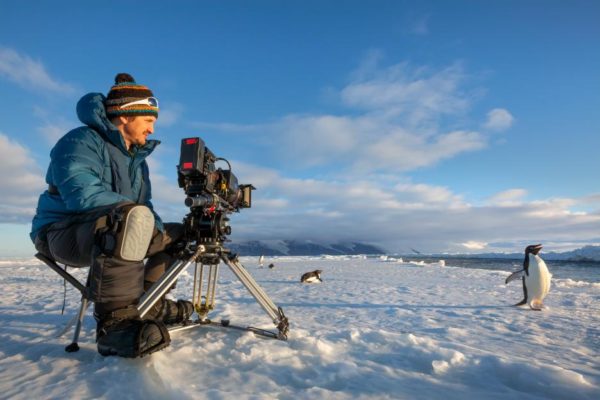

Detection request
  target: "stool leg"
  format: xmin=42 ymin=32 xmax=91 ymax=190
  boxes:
xmin=65 ymin=296 xmax=90 ymax=353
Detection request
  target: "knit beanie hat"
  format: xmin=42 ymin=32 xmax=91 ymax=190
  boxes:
xmin=105 ymin=73 xmax=159 ymax=119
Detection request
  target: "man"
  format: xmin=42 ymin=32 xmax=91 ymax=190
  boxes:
xmin=30 ymin=73 xmax=193 ymax=358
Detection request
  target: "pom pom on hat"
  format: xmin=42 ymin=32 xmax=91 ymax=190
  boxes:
xmin=105 ymin=73 xmax=158 ymax=119
xmin=115 ymin=73 xmax=136 ymax=84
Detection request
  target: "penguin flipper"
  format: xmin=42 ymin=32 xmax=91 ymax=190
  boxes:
xmin=505 ymin=269 xmax=525 ymax=284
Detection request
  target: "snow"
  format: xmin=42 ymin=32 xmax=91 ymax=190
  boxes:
xmin=0 ymin=256 xmax=598 ymax=399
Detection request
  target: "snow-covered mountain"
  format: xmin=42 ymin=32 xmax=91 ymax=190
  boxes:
xmin=544 ymin=245 xmax=600 ymax=262
xmin=228 ymin=239 xmax=386 ymax=256
xmin=227 ymin=241 xmax=600 ymax=261
xmin=432 ymin=245 xmax=600 ymax=262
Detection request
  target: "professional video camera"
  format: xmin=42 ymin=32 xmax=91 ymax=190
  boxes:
xmin=136 ymin=137 xmax=289 ymax=340
xmin=177 ymin=137 xmax=255 ymax=247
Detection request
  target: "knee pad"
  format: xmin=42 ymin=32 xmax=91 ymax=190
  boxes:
xmin=99 ymin=205 xmax=155 ymax=262
xmin=119 ymin=205 xmax=155 ymax=261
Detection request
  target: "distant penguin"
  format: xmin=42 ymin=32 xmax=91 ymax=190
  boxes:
xmin=300 ymin=270 xmax=323 ymax=283
xmin=505 ymin=244 xmax=552 ymax=310
xmin=268 ymin=263 xmax=275 ymax=269
xmin=258 ymin=255 xmax=264 ymax=268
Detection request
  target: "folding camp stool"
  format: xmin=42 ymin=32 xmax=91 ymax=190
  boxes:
xmin=35 ymin=252 xmax=92 ymax=353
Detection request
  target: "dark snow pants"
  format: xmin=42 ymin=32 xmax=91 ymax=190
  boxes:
xmin=34 ymin=204 xmax=184 ymax=315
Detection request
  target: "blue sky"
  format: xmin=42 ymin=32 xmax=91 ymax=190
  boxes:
xmin=1 ymin=0 xmax=599 ymax=256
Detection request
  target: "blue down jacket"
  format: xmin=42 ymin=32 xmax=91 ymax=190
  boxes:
xmin=30 ymin=93 xmax=163 ymax=242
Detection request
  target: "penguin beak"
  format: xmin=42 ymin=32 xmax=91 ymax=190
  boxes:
xmin=532 ymin=244 xmax=543 ymax=254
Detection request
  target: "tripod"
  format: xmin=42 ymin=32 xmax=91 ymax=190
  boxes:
xmin=137 ymin=243 xmax=289 ymax=340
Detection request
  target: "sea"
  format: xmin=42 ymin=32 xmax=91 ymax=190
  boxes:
xmin=384 ymin=255 xmax=600 ymax=284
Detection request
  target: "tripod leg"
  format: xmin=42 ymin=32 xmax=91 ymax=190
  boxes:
xmin=192 ymin=263 xmax=220 ymax=321
xmin=192 ymin=263 xmax=204 ymax=317
xmin=206 ymin=264 xmax=219 ymax=314
xmin=138 ymin=247 xmax=204 ymax=318
xmin=221 ymin=254 xmax=289 ymax=339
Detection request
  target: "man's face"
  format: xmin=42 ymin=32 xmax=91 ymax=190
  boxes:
xmin=121 ymin=116 xmax=156 ymax=148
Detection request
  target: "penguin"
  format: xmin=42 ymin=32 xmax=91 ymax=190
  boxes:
xmin=258 ymin=255 xmax=264 ymax=268
xmin=300 ymin=269 xmax=323 ymax=283
xmin=505 ymin=244 xmax=552 ymax=310
xmin=268 ymin=263 xmax=275 ymax=269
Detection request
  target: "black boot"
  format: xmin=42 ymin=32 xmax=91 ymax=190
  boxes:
xmin=148 ymin=299 xmax=194 ymax=325
xmin=95 ymin=306 xmax=171 ymax=358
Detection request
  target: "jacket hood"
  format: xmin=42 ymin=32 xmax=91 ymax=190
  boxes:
xmin=76 ymin=92 xmax=159 ymax=155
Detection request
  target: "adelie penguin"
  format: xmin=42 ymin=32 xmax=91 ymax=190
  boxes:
xmin=505 ymin=244 xmax=552 ymax=310
xmin=300 ymin=270 xmax=323 ymax=283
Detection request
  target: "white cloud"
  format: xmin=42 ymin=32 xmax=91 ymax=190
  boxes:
xmin=393 ymin=183 xmax=463 ymax=206
xmin=340 ymin=62 xmax=470 ymax=123
xmin=461 ymin=241 xmax=488 ymax=250
xmin=524 ymin=198 xmax=578 ymax=219
xmin=0 ymin=133 xmax=45 ymax=223
xmin=572 ymin=195 xmax=600 ymax=215
xmin=276 ymin=114 xmax=361 ymax=167
xmin=274 ymin=116 xmax=487 ymax=173
xmin=0 ymin=47 xmax=75 ymax=94
xmin=484 ymin=108 xmax=514 ymax=131
xmin=486 ymin=188 xmax=528 ymax=206
xmin=578 ymin=193 xmax=600 ymax=206
xmin=358 ymin=129 xmax=486 ymax=172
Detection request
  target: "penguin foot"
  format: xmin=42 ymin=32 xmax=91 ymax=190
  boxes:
xmin=530 ymin=300 xmax=544 ymax=311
